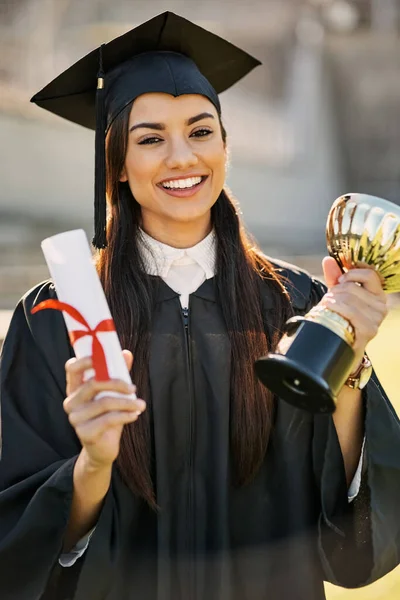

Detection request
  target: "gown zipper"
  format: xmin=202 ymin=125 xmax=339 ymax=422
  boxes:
xmin=182 ymin=307 xmax=189 ymax=339
xmin=181 ymin=303 xmax=195 ymax=593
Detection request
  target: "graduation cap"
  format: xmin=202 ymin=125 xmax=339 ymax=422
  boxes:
xmin=31 ymin=11 xmax=261 ymax=249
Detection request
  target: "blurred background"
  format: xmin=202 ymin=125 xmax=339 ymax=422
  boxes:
xmin=0 ymin=1 xmax=399 ymax=596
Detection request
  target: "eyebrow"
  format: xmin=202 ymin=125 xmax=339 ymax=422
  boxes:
xmin=129 ymin=112 xmax=215 ymax=133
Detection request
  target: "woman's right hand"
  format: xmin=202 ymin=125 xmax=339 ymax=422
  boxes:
xmin=63 ymin=350 xmax=145 ymax=469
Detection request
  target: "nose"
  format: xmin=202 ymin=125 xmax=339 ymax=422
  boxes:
xmin=165 ymin=137 xmax=199 ymax=170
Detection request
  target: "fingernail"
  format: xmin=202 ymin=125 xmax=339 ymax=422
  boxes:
xmin=338 ymin=275 xmax=345 ymax=283
xmin=138 ymin=400 xmax=146 ymax=411
xmin=128 ymin=384 xmax=136 ymax=392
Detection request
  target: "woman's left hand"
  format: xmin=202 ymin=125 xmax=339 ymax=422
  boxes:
xmin=319 ymin=256 xmax=389 ymax=367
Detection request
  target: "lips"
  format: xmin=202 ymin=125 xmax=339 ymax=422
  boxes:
xmin=158 ymin=175 xmax=207 ymax=189
xmin=156 ymin=175 xmax=208 ymax=198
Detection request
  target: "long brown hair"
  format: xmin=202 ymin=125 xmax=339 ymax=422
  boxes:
xmin=96 ymin=102 xmax=291 ymax=508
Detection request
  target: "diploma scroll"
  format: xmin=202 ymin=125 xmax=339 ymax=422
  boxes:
xmin=35 ymin=229 xmax=135 ymax=398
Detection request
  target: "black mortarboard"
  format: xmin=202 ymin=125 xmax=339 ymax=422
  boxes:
xmin=31 ymin=11 xmax=261 ymax=249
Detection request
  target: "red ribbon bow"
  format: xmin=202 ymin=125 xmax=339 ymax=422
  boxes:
xmin=31 ymin=300 xmax=116 ymax=381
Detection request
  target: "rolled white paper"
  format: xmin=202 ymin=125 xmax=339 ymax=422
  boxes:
xmin=41 ymin=229 xmax=134 ymax=396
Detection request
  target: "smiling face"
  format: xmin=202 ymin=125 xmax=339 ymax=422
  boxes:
xmin=120 ymin=93 xmax=227 ymax=243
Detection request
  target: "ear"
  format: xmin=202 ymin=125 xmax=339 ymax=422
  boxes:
xmin=119 ymin=167 xmax=128 ymax=183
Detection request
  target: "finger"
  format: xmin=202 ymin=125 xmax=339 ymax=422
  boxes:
xmin=68 ymin=396 xmax=146 ymax=427
xmin=327 ymin=283 xmax=389 ymax=314
xmin=122 ymin=350 xmax=134 ymax=371
xmin=322 ymin=256 xmax=342 ymax=289
xmin=76 ymin=410 xmax=141 ymax=442
xmin=323 ymin=290 xmax=386 ymax=324
xmin=65 ymin=356 xmax=93 ymax=395
xmin=64 ymin=378 xmax=136 ymax=414
xmin=323 ymin=296 xmax=383 ymax=341
xmin=339 ymin=268 xmax=384 ymax=296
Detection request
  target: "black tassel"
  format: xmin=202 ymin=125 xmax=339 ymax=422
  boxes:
xmin=93 ymin=44 xmax=108 ymax=249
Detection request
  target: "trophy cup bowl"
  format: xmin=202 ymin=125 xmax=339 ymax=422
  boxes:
xmin=255 ymin=193 xmax=400 ymax=413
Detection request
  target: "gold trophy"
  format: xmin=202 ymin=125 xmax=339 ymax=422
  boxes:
xmin=255 ymin=193 xmax=400 ymax=413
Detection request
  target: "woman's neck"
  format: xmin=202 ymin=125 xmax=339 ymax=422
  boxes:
xmin=140 ymin=213 xmax=213 ymax=249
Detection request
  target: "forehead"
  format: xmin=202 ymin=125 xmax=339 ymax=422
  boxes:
xmin=129 ymin=92 xmax=218 ymax=122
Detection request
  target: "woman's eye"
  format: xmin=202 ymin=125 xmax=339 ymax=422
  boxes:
xmin=138 ymin=137 xmax=162 ymax=145
xmin=191 ymin=128 xmax=212 ymax=138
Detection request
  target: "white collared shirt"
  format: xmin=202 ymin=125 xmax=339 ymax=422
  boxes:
xmin=58 ymin=230 xmax=364 ymax=567
xmin=138 ymin=227 xmax=217 ymax=308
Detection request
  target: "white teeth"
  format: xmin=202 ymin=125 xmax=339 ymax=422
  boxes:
xmin=161 ymin=176 xmax=203 ymax=189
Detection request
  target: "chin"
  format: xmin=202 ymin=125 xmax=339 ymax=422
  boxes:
xmin=169 ymin=206 xmax=214 ymax=223
xmin=166 ymin=201 xmax=215 ymax=222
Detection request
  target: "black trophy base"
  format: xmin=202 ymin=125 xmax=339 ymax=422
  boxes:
xmin=254 ymin=318 xmax=355 ymax=414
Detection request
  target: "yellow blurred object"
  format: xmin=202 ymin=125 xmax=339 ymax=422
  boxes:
xmin=325 ymin=306 xmax=400 ymax=598
xmin=367 ymin=306 xmax=400 ymax=406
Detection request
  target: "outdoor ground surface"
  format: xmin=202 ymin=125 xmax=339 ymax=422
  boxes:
xmin=325 ymin=306 xmax=400 ymax=599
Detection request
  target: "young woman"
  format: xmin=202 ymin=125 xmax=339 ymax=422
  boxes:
xmin=1 ymin=12 xmax=400 ymax=600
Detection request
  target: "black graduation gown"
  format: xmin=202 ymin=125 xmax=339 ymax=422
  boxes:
xmin=1 ymin=261 xmax=400 ymax=600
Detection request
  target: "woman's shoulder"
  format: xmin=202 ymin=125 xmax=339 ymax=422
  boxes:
xmin=3 ymin=280 xmax=70 ymax=382
xmin=3 ymin=280 xmax=55 ymax=336
xmin=6 ymin=279 xmax=65 ymax=349
xmin=261 ymin=255 xmax=327 ymax=313
xmin=20 ymin=279 xmax=57 ymax=314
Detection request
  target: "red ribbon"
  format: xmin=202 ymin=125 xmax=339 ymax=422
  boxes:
xmin=31 ymin=300 xmax=116 ymax=381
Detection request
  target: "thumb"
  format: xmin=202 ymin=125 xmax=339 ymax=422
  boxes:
xmin=322 ymin=256 xmax=343 ymax=290
xmin=122 ymin=349 xmax=134 ymax=372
